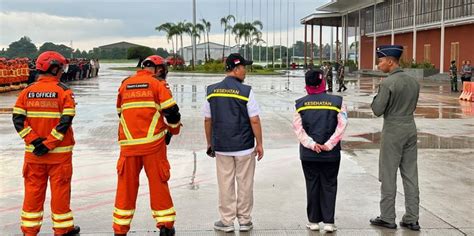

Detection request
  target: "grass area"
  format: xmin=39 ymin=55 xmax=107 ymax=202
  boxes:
xmin=100 ymin=59 xmax=138 ymax=63
xmin=109 ymin=66 xmax=282 ymax=75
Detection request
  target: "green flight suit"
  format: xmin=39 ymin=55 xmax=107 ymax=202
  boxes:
xmin=371 ymin=67 xmax=420 ymax=224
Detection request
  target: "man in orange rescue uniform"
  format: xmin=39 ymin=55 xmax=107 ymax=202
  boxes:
xmin=113 ymin=55 xmax=181 ymax=236
xmin=12 ymin=51 xmax=80 ymax=236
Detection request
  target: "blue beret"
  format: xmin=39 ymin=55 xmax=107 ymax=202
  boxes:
xmin=376 ymin=45 xmax=403 ymax=59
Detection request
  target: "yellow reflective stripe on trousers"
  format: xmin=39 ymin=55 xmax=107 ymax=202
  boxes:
xmin=18 ymin=127 xmax=32 ymax=138
xmin=52 ymin=211 xmax=73 ymax=220
xmin=152 ymin=207 xmax=176 ymax=217
xmin=51 ymin=129 xmax=64 ymax=141
xmin=160 ymin=98 xmax=176 ymax=109
xmin=13 ymin=107 xmax=27 ymax=115
xmin=25 ymin=145 xmax=74 ymax=153
xmin=119 ymin=129 xmax=167 ymax=146
xmin=52 ymin=220 xmax=74 ymax=228
xmin=147 ymin=111 xmax=161 ymax=138
xmin=296 ymin=105 xmax=341 ymax=113
xmin=114 ymin=208 xmax=135 ymax=216
xmin=120 ymin=115 xmax=133 ymax=140
xmin=21 ymin=210 xmax=43 ymax=219
xmin=62 ymin=108 xmax=76 ymax=116
xmin=113 ymin=216 xmax=132 ymax=225
xmin=21 ymin=220 xmax=42 ymax=227
xmin=27 ymin=111 xmax=61 ymax=118
xmin=206 ymin=93 xmax=249 ymax=102
xmin=121 ymin=101 xmax=158 ymax=110
xmin=155 ymin=215 xmax=176 ymax=223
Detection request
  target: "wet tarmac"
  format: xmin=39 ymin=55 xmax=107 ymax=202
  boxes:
xmin=0 ymin=63 xmax=473 ymax=235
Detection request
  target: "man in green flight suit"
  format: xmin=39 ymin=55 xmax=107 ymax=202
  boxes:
xmin=369 ymin=45 xmax=421 ymax=231
xmin=449 ymin=60 xmax=459 ymax=92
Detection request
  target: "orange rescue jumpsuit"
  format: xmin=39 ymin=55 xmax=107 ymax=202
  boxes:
xmin=12 ymin=76 xmax=77 ymax=235
xmin=113 ymin=69 xmax=181 ymax=234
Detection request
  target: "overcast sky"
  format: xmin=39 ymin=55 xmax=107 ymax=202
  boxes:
xmin=0 ymin=0 xmax=335 ymax=51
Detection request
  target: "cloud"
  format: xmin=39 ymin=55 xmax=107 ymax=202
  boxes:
xmin=0 ymin=11 xmax=124 ymax=49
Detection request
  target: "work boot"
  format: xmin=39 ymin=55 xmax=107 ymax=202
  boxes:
xmin=55 ymin=225 xmax=80 ymax=236
xmin=343 ymin=86 xmax=347 ymax=91
xmin=159 ymin=227 xmax=175 ymax=236
xmin=114 ymin=234 xmax=127 ymax=236
xmin=369 ymin=217 xmax=397 ymax=229
xmin=400 ymin=221 xmax=421 ymax=231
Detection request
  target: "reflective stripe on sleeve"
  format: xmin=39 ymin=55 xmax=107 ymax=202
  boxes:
xmin=160 ymin=98 xmax=176 ymax=109
xmin=51 ymin=129 xmax=64 ymax=141
xmin=18 ymin=127 xmax=32 ymax=138
xmin=26 ymin=111 xmax=61 ymax=118
xmin=13 ymin=107 xmax=27 ymax=115
xmin=62 ymin=108 xmax=76 ymax=116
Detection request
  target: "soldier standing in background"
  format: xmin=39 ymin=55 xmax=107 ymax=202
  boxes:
xmin=449 ymin=60 xmax=458 ymax=92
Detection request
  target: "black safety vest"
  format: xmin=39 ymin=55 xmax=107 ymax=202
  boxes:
xmin=295 ymin=93 xmax=343 ymax=162
xmin=207 ymin=76 xmax=255 ymax=152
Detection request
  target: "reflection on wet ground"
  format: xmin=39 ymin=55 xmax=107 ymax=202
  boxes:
xmin=345 ymin=132 xmax=474 ymax=149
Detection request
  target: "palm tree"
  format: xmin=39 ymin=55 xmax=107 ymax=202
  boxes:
xmin=220 ymin=15 xmax=235 ymax=60
xmin=184 ymin=22 xmax=203 ymax=69
xmin=177 ymin=21 xmax=187 ymax=60
xmin=233 ymin=20 xmax=263 ymax=60
xmin=156 ymin=22 xmax=176 ymax=56
xmin=201 ymin=19 xmax=211 ymax=62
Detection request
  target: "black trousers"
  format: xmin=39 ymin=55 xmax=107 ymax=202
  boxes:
xmin=302 ymin=160 xmax=340 ymax=223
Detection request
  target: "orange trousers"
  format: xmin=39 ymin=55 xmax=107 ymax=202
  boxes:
xmin=113 ymin=145 xmax=176 ymax=234
xmin=21 ymin=161 xmax=75 ymax=236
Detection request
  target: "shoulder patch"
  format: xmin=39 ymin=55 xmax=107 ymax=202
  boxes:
xmin=57 ymin=82 xmax=70 ymax=91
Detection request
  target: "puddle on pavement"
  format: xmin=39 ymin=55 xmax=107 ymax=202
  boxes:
xmin=344 ymin=132 xmax=474 ymax=149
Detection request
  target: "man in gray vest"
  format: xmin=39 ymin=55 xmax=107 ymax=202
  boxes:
xmin=203 ymin=53 xmax=264 ymax=233
xmin=369 ymin=45 xmax=421 ymax=231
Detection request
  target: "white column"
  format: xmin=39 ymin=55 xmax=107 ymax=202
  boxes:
xmin=373 ymin=3 xmax=377 ymax=70
xmin=345 ymin=15 xmax=349 ymax=62
xmin=358 ymin=9 xmax=362 ymax=69
xmin=391 ymin=0 xmax=395 ymax=44
xmin=413 ymin=0 xmax=417 ymax=62
xmin=341 ymin=15 xmax=344 ymax=62
xmin=440 ymin=0 xmax=445 ymax=73
xmin=330 ymin=27 xmax=334 ymax=61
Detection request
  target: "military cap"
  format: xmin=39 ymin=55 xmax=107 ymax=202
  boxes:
xmin=376 ymin=45 xmax=403 ymax=59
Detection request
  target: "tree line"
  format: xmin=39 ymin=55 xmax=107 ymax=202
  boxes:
xmin=0 ymin=36 xmax=171 ymax=60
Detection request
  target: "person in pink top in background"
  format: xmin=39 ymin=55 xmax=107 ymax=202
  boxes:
xmin=292 ymin=69 xmax=348 ymax=233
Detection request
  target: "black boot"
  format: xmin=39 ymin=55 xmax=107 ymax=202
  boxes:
xmin=160 ymin=227 xmax=175 ymax=236
xmin=369 ymin=217 xmax=397 ymax=229
xmin=400 ymin=221 xmax=421 ymax=231
xmin=56 ymin=225 xmax=80 ymax=236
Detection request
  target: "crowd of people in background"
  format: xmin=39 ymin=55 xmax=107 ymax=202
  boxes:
xmin=0 ymin=57 xmax=100 ymax=93
xmin=0 ymin=58 xmax=30 ymax=92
